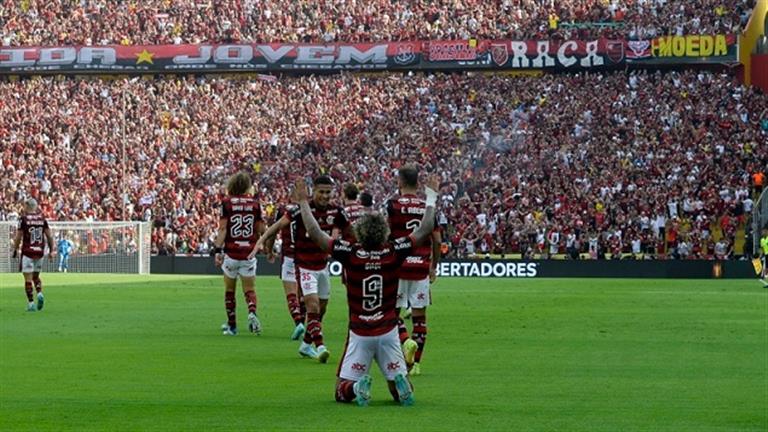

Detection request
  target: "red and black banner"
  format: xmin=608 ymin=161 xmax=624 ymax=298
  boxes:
xmin=0 ymin=35 xmax=738 ymax=74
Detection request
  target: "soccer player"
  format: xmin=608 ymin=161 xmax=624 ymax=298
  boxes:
xmin=291 ymin=175 xmax=438 ymax=406
xmin=213 ymin=172 xmax=266 ymax=335
xmin=386 ymin=165 xmax=442 ymax=376
xmin=11 ymin=198 xmax=54 ymax=311
xmin=252 ymin=175 xmax=348 ymax=362
xmin=57 ymin=234 xmax=74 ymax=272
xmin=264 ymin=204 xmax=306 ymax=340
xmin=342 ymin=183 xmax=371 ymax=241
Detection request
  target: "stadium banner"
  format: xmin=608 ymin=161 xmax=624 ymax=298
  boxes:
xmin=625 ymin=34 xmax=739 ymax=64
xmin=149 ymin=256 xmax=755 ymax=279
xmin=0 ymin=39 xmax=625 ymax=74
xmin=0 ymin=36 xmax=738 ymax=74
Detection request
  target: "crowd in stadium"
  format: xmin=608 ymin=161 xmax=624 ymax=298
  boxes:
xmin=0 ymin=0 xmax=756 ymax=46
xmin=1 ymin=70 xmax=766 ymax=259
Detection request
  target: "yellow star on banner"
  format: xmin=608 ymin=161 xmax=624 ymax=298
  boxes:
xmin=136 ymin=49 xmax=155 ymax=65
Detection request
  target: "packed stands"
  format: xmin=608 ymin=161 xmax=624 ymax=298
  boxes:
xmin=0 ymin=0 xmax=756 ymax=46
xmin=1 ymin=71 xmax=766 ymax=258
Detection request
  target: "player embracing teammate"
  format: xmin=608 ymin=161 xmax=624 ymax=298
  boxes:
xmin=386 ymin=165 xmax=442 ymax=375
xmin=254 ymin=176 xmax=349 ymax=362
xmin=291 ymin=173 xmax=440 ymax=406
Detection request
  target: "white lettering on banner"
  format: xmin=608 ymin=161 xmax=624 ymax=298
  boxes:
xmin=257 ymin=45 xmax=294 ymax=63
xmin=79 ymin=47 xmax=117 ymax=64
xmin=336 ymin=45 xmax=388 ymax=64
xmin=557 ymin=41 xmax=578 ymax=67
xmin=581 ymin=40 xmax=604 ymax=67
xmin=329 ymin=261 xmax=343 ymax=276
xmin=510 ymin=42 xmax=529 ymax=68
xmin=296 ymin=46 xmax=336 ymax=64
xmin=532 ymin=41 xmax=555 ymax=67
xmin=434 ymin=261 xmax=539 ymax=277
xmin=215 ymin=45 xmax=253 ymax=63
xmin=0 ymin=48 xmax=36 ymax=67
xmin=39 ymin=48 xmax=77 ymax=65
xmin=173 ymin=46 xmax=212 ymax=64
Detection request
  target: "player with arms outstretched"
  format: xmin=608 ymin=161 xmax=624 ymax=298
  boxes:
xmin=12 ymin=198 xmax=54 ymax=311
xmin=213 ymin=172 xmax=266 ymax=335
xmin=252 ymin=176 xmax=348 ymax=362
xmin=386 ymin=164 xmax=442 ymax=375
xmin=292 ymin=175 xmax=439 ymax=406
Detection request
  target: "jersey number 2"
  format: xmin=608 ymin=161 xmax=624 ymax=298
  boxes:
xmin=362 ymin=275 xmax=383 ymax=311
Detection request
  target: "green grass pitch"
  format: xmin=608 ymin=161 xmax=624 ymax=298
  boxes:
xmin=0 ymin=274 xmax=766 ymax=431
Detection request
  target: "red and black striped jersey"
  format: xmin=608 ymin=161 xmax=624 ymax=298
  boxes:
xmin=330 ymin=235 xmax=415 ymax=336
xmin=288 ymin=202 xmax=348 ymax=271
xmin=276 ymin=205 xmax=296 ymax=258
xmin=19 ymin=213 xmax=49 ymax=259
xmin=220 ymin=195 xmax=263 ymax=260
xmin=342 ymin=203 xmax=369 ymax=242
xmin=386 ymin=194 xmax=438 ymax=280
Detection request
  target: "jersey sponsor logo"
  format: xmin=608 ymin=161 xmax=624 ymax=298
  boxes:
xmin=405 ymin=256 xmax=424 ymax=264
xmin=355 ymin=249 xmax=370 ymax=259
xmin=358 ymin=311 xmax=384 ymax=322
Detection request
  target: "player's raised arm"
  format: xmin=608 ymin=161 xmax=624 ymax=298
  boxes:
xmin=410 ymin=175 xmax=439 ymax=247
xmin=293 ymin=179 xmax=332 ymax=253
xmin=250 ymin=216 xmax=289 ymax=259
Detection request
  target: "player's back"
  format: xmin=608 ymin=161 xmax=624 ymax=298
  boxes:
xmin=20 ymin=213 xmax=48 ymax=259
xmin=342 ymin=203 xmax=368 ymax=242
xmin=221 ymin=195 xmax=263 ymax=260
xmin=342 ymin=241 xmax=403 ymax=336
xmin=277 ymin=205 xmax=296 ymax=258
xmin=290 ymin=202 xmax=347 ymax=270
xmin=386 ymin=194 xmax=433 ymax=280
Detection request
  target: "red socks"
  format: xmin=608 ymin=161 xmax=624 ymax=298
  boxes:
xmin=24 ymin=281 xmax=33 ymax=302
xmin=225 ymin=291 xmax=236 ymax=328
xmin=412 ymin=316 xmax=427 ymax=363
xmin=335 ymin=380 xmax=356 ymax=403
xmin=244 ymin=290 xmax=257 ymax=314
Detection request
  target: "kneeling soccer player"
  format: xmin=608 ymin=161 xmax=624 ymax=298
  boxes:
xmin=292 ymin=175 xmax=438 ymax=406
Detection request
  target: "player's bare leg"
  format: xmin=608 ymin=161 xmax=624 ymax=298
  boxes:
xmin=241 ymin=276 xmax=261 ymax=334
xmin=22 ymin=272 xmax=36 ymax=311
xmin=300 ymin=294 xmax=329 ymax=362
xmin=335 ymin=377 xmax=372 ymax=406
xmin=283 ymin=280 xmax=305 ymax=339
xmin=221 ymin=276 xmax=238 ymax=335
xmin=410 ymin=308 xmax=427 ymax=375
xmin=32 ymin=271 xmax=44 ymax=310
xmin=388 ymin=375 xmax=414 ymax=406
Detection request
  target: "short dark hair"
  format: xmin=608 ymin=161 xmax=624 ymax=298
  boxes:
xmin=354 ymin=213 xmax=390 ymax=250
xmin=227 ymin=171 xmax=252 ymax=196
xmin=359 ymin=192 xmax=373 ymax=207
xmin=343 ymin=183 xmax=359 ymax=200
xmin=313 ymin=175 xmax=335 ymax=187
xmin=399 ymin=164 xmax=419 ymax=188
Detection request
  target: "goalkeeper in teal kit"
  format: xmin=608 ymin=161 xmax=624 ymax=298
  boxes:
xmin=57 ymin=236 xmax=73 ymax=272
